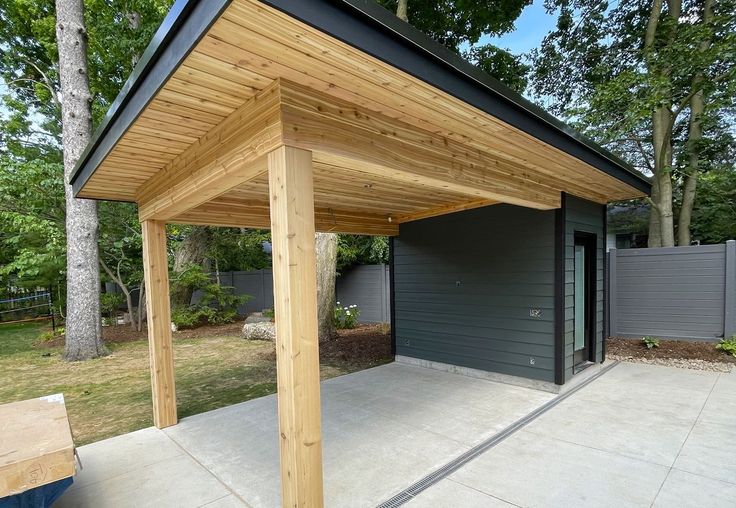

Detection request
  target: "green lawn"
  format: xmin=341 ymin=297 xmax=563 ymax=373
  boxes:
xmin=0 ymin=321 xmax=390 ymax=446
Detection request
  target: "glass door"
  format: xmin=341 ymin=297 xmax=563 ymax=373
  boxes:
xmin=573 ymin=235 xmax=594 ymax=367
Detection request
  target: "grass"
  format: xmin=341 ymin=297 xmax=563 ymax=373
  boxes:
xmin=0 ymin=321 xmax=386 ymax=446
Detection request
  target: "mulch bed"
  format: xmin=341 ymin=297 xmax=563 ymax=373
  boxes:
xmin=38 ymin=321 xmax=393 ymax=368
xmin=607 ymin=337 xmax=736 ymax=364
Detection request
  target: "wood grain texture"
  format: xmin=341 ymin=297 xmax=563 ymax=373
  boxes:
xmin=137 ymin=83 xmax=283 ymax=221
xmin=268 ymin=146 xmax=324 ymax=507
xmin=0 ymin=396 xmax=76 ymax=497
xmin=141 ymin=220 xmax=177 ymax=429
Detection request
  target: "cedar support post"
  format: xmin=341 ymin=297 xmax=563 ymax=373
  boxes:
xmin=141 ymin=219 xmax=177 ymax=428
xmin=268 ymin=146 xmax=324 ymax=507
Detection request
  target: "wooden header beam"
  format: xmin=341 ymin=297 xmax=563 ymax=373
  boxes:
xmin=136 ymin=78 xmax=565 ymax=229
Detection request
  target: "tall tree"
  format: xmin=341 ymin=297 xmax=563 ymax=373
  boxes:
xmin=315 ymin=233 xmax=338 ymax=341
xmin=531 ymin=0 xmax=736 ymax=247
xmin=55 ymin=0 xmax=106 ymax=359
xmin=378 ymin=0 xmax=533 ymax=92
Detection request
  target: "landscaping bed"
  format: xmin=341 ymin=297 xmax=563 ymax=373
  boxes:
xmin=607 ymin=337 xmax=736 ymax=372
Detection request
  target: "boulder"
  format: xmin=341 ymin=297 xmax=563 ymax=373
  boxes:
xmin=242 ymin=321 xmax=276 ymax=341
xmin=244 ymin=312 xmax=273 ymax=324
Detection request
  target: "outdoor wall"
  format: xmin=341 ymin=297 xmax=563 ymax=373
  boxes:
xmin=393 ymin=204 xmax=557 ymax=382
xmin=335 ymin=264 xmax=390 ymax=323
xmin=190 ymin=266 xmax=390 ymax=323
xmin=563 ymin=195 xmax=605 ymax=382
xmin=608 ymin=241 xmax=736 ymax=341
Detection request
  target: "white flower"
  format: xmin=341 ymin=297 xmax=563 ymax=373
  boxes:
xmin=346 ymin=311 xmax=351 ymax=315
xmin=336 ymin=302 xmax=340 ymax=305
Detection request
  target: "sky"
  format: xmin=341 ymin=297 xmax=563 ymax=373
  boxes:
xmin=482 ymin=1 xmax=557 ymax=57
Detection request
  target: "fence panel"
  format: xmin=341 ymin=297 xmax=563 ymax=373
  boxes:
xmin=189 ymin=265 xmax=390 ymax=323
xmin=335 ymin=264 xmax=390 ymax=323
xmin=608 ymin=241 xmax=735 ymax=341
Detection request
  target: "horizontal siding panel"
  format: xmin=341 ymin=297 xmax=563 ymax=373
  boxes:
xmin=394 ymin=204 xmax=555 ymax=380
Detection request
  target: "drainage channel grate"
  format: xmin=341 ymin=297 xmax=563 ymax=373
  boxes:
xmin=375 ymin=361 xmax=620 ymax=508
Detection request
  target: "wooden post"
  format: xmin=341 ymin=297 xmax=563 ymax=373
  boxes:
xmin=141 ymin=220 xmax=177 ymax=428
xmin=268 ymin=146 xmax=324 ymax=507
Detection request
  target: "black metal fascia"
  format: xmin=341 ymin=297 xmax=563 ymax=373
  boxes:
xmin=69 ymin=0 xmax=232 ymax=196
xmin=71 ymin=0 xmax=652 ymax=198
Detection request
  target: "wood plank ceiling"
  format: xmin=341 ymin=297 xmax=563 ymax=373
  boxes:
xmin=77 ymin=0 xmax=646 ymax=235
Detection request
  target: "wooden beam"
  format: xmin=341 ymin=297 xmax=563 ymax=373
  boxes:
xmin=171 ymin=198 xmax=398 ymax=236
xmin=279 ymin=80 xmax=561 ymax=210
xmin=141 ymin=220 xmax=177 ymax=428
xmin=268 ymin=146 xmax=324 ymax=507
xmin=395 ymin=198 xmax=498 ymax=223
xmin=136 ymin=82 xmax=283 ymax=222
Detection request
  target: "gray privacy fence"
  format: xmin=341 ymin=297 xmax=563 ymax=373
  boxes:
xmin=608 ymin=241 xmax=736 ymax=341
xmin=192 ymin=264 xmax=391 ymax=323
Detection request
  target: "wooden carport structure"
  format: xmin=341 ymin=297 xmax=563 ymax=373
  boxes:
xmin=70 ymin=0 xmax=650 ymax=505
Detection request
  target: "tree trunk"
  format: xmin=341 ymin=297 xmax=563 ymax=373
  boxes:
xmin=648 ymin=176 xmax=662 ymax=247
xmin=396 ymin=0 xmax=408 ymax=22
xmin=137 ymin=279 xmax=146 ymax=332
xmin=316 ymin=232 xmax=338 ymax=341
xmin=677 ymin=0 xmax=712 ymax=247
xmin=56 ymin=0 xmax=106 ymax=360
xmin=652 ymin=107 xmax=675 ymax=247
xmin=172 ymin=226 xmax=212 ymax=307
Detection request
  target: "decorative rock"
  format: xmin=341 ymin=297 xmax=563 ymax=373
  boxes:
xmin=244 ymin=312 xmax=273 ymax=324
xmin=243 ymin=321 xmax=276 ymax=341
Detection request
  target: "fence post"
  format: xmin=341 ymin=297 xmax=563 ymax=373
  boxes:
xmin=725 ymin=240 xmax=735 ymax=339
xmin=608 ymin=248 xmax=617 ymax=338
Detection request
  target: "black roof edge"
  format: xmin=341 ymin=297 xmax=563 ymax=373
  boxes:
xmin=71 ymin=0 xmax=651 ymax=198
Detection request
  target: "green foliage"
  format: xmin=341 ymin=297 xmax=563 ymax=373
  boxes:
xmin=334 ymin=303 xmax=360 ymax=330
xmin=170 ymin=265 xmax=250 ymax=329
xmin=530 ymin=0 xmax=736 ymax=179
xmin=100 ymin=292 xmax=125 ymax=318
xmin=375 ymin=0 xmax=531 ymax=91
xmin=262 ymin=308 xmax=275 ymax=319
xmin=469 ymin=45 xmax=530 ymax=92
xmin=337 ymin=235 xmax=389 ymax=272
xmin=642 ymin=336 xmax=660 ymax=349
xmin=0 ymin=158 xmax=65 ymax=288
xmin=690 ymin=169 xmax=736 ymax=244
xmin=38 ymin=326 xmax=65 ymax=343
xmin=716 ymin=337 xmax=736 ymax=357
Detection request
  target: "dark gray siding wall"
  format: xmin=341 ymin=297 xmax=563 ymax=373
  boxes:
xmin=336 ymin=264 xmax=390 ymax=323
xmin=564 ymin=196 xmax=605 ymax=382
xmin=394 ymin=205 xmax=556 ymax=382
xmin=609 ymin=244 xmax=729 ymax=340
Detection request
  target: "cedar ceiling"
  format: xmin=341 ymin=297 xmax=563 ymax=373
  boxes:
xmin=75 ymin=0 xmax=647 ymax=235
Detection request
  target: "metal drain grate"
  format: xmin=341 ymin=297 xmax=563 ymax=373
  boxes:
xmin=375 ymin=361 xmax=620 ymax=508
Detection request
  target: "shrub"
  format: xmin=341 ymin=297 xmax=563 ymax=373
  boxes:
xmin=334 ymin=302 xmax=360 ymax=329
xmin=100 ymin=292 xmax=125 ymax=324
xmin=262 ymin=308 xmax=275 ymax=320
xmin=642 ymin=336 xmax=660 ymax=349
xmin=38 ymin=327 xmax=65 ymax=342
xmin=716 ymin=337 xmax=736 ymax=358
xmin=171 ymin=276 xmax=251 ymax=330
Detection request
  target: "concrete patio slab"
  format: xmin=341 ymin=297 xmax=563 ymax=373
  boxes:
xmin=54 ymin=361 xmax=735 ymax=508
xmin=446 ymin=429 xmax=670 ymax=508
xmin=404 ymin=478 xmax=515 ymax=507
xmin=653 ymin=469 xmax=736 ymax=508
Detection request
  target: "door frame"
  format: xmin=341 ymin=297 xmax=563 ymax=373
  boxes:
xmin=573 ymin=231 xmax=597 ymax=369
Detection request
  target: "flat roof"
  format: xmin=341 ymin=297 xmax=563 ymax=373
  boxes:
xmin=70 ymin=0 xmax=651 ymax=197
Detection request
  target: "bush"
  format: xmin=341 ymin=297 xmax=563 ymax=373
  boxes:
xmin=100 ymin=292 xmax=125 ymax=324
xmin=642 ymin=336 xmax=660 ymax=349
xmin=334 ymin=302 xmax=359 ymax=329
xmin=38 ymin=327 xmax=65 ymax=342
xmin=716 ymin=337 xmax=736 ymax=358
xmin=170 ymin=269 xmax=251 ymax=330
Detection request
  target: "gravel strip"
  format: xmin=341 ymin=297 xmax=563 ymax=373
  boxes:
xmin=608 ymin=354 xmax=734 ymax=373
